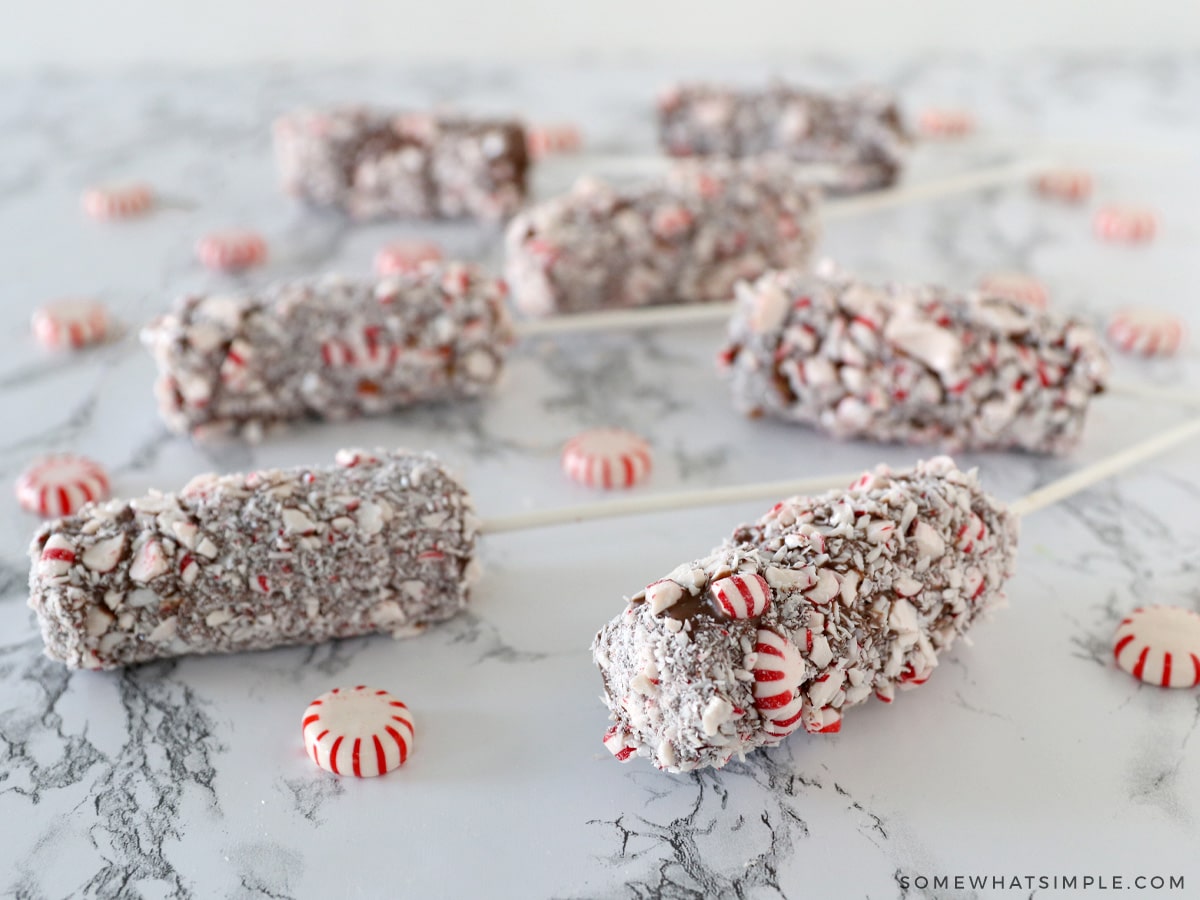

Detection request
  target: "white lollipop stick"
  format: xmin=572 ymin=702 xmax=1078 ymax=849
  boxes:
xmin=482 ymin=416 xmax=1200 ymax=534
xmin=1008 ymin=416 xmax=1200 ymax=518
xmin=478 ymin=472 xmax=858 ymax=535
xmin=514 ymin=301 xmax=732 ymax=338
xmin=821 ymin=158 xmax=1043 ymax=221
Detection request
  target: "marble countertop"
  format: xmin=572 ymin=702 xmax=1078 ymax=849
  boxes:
xmin=2 ymin=58 xmax=1199 ymax=899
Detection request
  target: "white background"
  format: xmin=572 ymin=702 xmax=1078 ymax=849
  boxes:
xmin=4 ymin=0 xmax=1199 ymax=68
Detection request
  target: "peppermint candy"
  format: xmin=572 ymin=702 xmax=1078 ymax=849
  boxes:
xmin=527 ymin=124 xmax=583 ymax=158
xmin=602 ymin=725 xmax=637 ymax=761
xmin=918 ymin=108 xmax=975 ymax=138
xmin=32 ymin=299 xmax=110 ymax=350
xmin=302 ymin=685 xmax=414 ymax=777
xmin=977 ymin=272 xmax=1049 ymax=310
xmin=16 ymin=454 xmax=111 ymax=518
xmin=196 ymin=230 xmax=268 ymax=271
xmin=709 ymin=573 xmax=771 ymax=619
xmin=1093 ymin=206 xmax=1157 ymax=243
xmin=1113 ymin=606 xmax=1200 ymax=689
xmin=752 ymin=628 xmax=807 ymax=740
xmin=1033 ymin=169 xmax=1092 ymax=203
xmin=1105 ymin=308 xmax=1186 ymax=358
xmin=81 ymin=183 xmax=154 ymax=220
xmin=561 ymin=428 xmax=652 ymax=490
xmin=374 ymin=240 xmax=443 ymax=276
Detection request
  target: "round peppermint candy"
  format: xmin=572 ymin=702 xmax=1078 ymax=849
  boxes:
xmin=302 ymin=685 xmax=414 ymax=777
xmin=527 ymin=124 xmax=583 ymax=159
xmin=561 ymin=428 xmax=652 ymax=490
xmin=16 ymin=454 xmax=111 ymax=518
xmin=917 ymin=108 xmax=975 ymax=138
xmin=1094 ymin=206 xmax=1157 ymax=243
xmin=977 ymin=272 xmax=1049 ymax=310
xmin=81 ymin=183 xmax=154 ymax=220
xmin=32 ymin=299 xmax=110 ymax=350
xmin=196 ymin=230 xmax=268 ymax=271
xmin=1113 ymin=606 xmax=1200 ymax=689
xmin=1034 ymin=168 xmax=1092 ymax=203
xmin=374 ymin=240 xmax=443 ymax=276
xmin=1105 ymin=308 xmax=1186 ymax=358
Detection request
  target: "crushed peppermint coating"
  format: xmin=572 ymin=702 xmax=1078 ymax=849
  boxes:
xmin=505 ymin=160 xmax=821 ymax=316
xmin=1113 ymin=606 xmax=1200 ymax=689
xmin=32 ymin=299 xmax=110 ymax=350
xmin=16 ymin=454 xmax=111 ymax=518
xmin=273 ymin=108 xmax=529 ymax=222
xmin=303 ymin=686 xmax=415 ymax=777
xmin=28 ymin=448 xmax=480 ymax=670
xmin=720 ymin=267 xmax=1109 ymax=454
xmin=141 ymin=266 xmax=513 ymax=440
xmin=592 ymin=457 xmax=1019 ymax=772
xmin=657 ymin=83 xmax=908 ymax=194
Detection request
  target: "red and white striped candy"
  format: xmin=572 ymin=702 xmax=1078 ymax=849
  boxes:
xmin=527 ymin=124 xmax=583 ymax=159
xmin=196 ymin=230 xmax=268 ymax=271
xmin=1105 ymin=308 xmax=1186 ymax=357
xmin=1034 ymin=168 xmax=1092 ymax=203
xmin=918 ymin=108 xmax=975 ymax=138
xmin=32 ymin=299 xmax=110 ymax=350
xmin=977 ymin=272 xmax=1049 ymax=310
xmin=561 ymin=428 xmax=652 ymax=490
xmin=1113 ymin=606 xmax=1200 ymax=689
xmin=81 ymin=183 xmax=154 ymax=220
xmin=302 ymin=685 xmax=414 ymax=778
xmin=710 ymin=573 xmax=772 ymax=619
xmin=752 ymin=628 xmax=807 ymax=740
xmin=602 ymin=725 xmax=637 ymax=762
xmin=1093 ymin=206 xmax=1157 ymax=243
xmin=374 ymin=240 xmax=443 ymax=276
xmin=16 ymin=454 xmax=111 ymax=518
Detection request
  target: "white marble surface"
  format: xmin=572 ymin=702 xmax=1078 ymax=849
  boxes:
xmin=1 ymin=59 xmax=1199 ymax=899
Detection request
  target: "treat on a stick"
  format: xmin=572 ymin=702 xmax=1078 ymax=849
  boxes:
xmin=720 ymin=267 xmax=1109 ymax=454
xmin=505 ymin=159 xmax=821 ymax=317
xmin=595 ymin=415 xmax=1200 ymax=777
xmin=29 ymin=449 xmax=479 ymax=670
xmin=141 ymin=265 xmax=512 ymax=441
xmin=594 ymin=457 xmax=1017 ymax=771
xmin=656 ymin=82 xmax=908 ymax=193
xmin=594 ymin=417 xmax=1200 ymax=772
xmin=273 ymin=108 xmax=529 ymax=222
